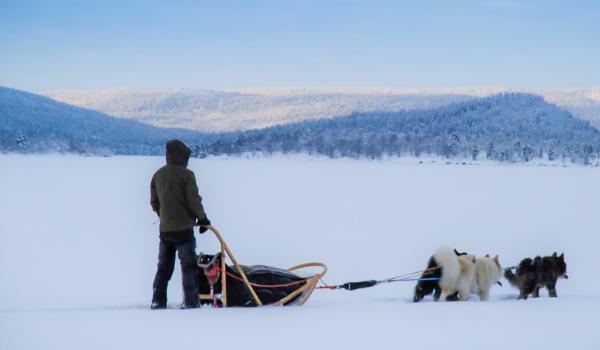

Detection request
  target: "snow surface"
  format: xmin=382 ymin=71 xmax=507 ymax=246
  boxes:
xmin=0 ymin=155 xmax=597 ymax=349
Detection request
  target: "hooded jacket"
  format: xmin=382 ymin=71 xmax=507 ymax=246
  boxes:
xmin=151 ymin=140 xmax=207 ymax=236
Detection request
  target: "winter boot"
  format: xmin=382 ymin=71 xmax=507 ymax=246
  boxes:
xmin=180 ymin=301 xmax=199 ymax=310
xmin=151 ymin=289 xmax=167 ymax=310
xmin=151 ymin=301 xmax=167 ymax=310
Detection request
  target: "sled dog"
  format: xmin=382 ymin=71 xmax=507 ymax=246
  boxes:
xmin=436 ymin=247 xmax=476 ymax=301
xmin=505 ymin=252 xmax=568 ymax=299
xmin=471 ymin=255 xmax=503 ymax=301
xmin=413 ymin=249 xmax=466 ymax=302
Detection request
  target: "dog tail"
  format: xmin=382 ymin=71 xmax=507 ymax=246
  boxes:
xmin=434 ymin=246 xmax=460 ymax=288
xmin=504 ymin=267 xmax=518 ymax=287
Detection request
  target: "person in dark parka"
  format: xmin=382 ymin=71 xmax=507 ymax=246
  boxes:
xmin=150 ymin=139 xmax=211 ymax=309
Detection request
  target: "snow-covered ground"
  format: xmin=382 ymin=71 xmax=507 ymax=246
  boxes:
xmin=0 ymin=155 xmax=597 ymax=349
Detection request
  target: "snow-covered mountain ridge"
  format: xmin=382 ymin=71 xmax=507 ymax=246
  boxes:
xmin=46 ymin=87 xmax=600 ymax=132
xmin=4 ymin=87 xmax=600 ymax=163
xmin=0 ymin=86 xmax=207 ymax=154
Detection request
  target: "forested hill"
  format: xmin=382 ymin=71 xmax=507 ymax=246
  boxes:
xmin=0 ymin=87 xmax=207 ymax=154
xmin=3 ymin=87 xmax=600 ymax=163
xmin=199 ymin=93 xmax=600 ymax=163
xmin=47 ymin=88 xmax=600 ymax=132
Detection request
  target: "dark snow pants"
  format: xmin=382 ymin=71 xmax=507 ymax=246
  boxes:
xmin=152 ymin=237 xmax=198 ymax=307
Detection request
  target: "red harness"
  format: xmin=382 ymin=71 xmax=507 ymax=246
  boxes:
xmin=203 ymin=263 xmax=221 ymax=307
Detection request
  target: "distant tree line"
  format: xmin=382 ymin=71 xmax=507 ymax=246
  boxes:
xmin=194 ymin=93 xmax=600 ymax=164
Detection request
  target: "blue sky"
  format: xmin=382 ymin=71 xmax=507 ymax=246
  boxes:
xmin=0 ymin=0 xmax=598 ymax=92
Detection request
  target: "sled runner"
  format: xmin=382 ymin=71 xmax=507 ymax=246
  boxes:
xmin=197 ymin=226 xmax=327 ymax=307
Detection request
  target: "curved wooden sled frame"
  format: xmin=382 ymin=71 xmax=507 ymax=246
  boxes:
xmin=198 ymin=225 xmax=327 ymax=307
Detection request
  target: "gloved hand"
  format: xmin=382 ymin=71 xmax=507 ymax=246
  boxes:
xmin=197 ymin=217 xmax=211 ymax=233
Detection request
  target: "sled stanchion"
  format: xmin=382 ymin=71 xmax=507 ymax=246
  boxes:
xmin=206 ymin=226 xmax=263 ymax=306
xmin=220 ymin=242 xmax=227 ymax=307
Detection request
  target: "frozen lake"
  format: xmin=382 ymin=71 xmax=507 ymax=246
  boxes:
xmin=0 ymin=155 xmax=597 ymax=349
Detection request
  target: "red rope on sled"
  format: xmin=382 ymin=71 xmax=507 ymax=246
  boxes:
xmin=316 ymin=285 xmax=338 ymax=290
xmin=224 ymin=270 xmax=310 ymax=289
xmin=216 ymin=266 xmax=441 ymax=292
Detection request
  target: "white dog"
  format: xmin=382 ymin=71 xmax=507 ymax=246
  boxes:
xmin=471 ymin=255 xmax=503 ymax=301
xmin=434 ymin=247 xmax=502 ymax=301
xmin=435 ymin=247 xmax=476 ymax=301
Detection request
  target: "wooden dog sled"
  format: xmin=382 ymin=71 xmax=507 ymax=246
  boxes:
xmin=197 ymin=226 xmax=327 ymax=307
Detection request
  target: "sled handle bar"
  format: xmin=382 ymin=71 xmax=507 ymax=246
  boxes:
xmin=204 ymin=225 xmax=263 ymax=306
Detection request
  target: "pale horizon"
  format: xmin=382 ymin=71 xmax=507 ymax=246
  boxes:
xmin=18 ymin=85 xmax=600 ymax=96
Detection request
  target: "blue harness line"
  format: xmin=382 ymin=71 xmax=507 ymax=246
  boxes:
xmin=376 ymin=276 xmax=440 ymax=285
xmin=384 ymin=277 xmax=441 ymax=282
xmin=317 ymin=269 xmax=441 ymax=291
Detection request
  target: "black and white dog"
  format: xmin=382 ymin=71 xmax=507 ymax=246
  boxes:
xmin=413 ymin=248 xmax=467 ymax=302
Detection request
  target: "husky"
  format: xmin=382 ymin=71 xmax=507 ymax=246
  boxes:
xmin=503 ymin=258 xmax=537 ymax=299
xmin=471 ymin=255 xmax=503 ymax=301
xmin=413 ymin=249 xmax=466 ymax=302
xmin=505 ymin=252 xmax=568 ymax=299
